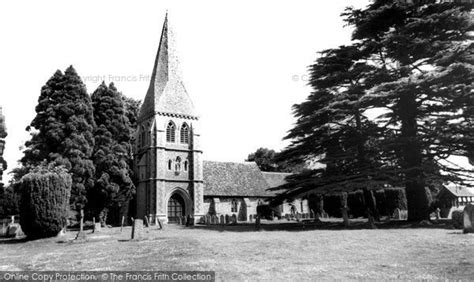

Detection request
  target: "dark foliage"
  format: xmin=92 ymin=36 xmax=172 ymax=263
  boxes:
xmin=347 ymin=190 xmax=365 ymax=218
xmin=246 ymin=147 xmax=304 ymax=173
xmin=276 ymin=1 xmax=473 ymax=221
xmin=19 ymin=66 xmax=95 ymax=211
xmin=0 ymin=185 xmax=20 ymax=217
xmin=0 ymin=107 xmax=7 ymax=183
xmin=89 ymin=82 xmax=135 ymax=225
xmin=19 ymin=164 xmax=71 ymax=239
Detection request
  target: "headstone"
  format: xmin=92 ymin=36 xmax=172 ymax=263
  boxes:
xmin=75 ymin=209 xmax=86 ymax=240
xmin=255 ymin=216 xmax=261 ymax=231
xmin=93 ymin=218 xmax=101 ymax=233
xmin=157 ymin=218 xmax=163 ymax=229
xmin=285 ymin=214 xmax=290 ymax=221
xmin=296 ymin=213 xmax=301 ymax=222
xmin=463 ymin=204 xmax=474 ymax=234
xmin=435 ymin=208 xmax=441 ymax=220
xmin=120 ymin=216 xmax=125 ymax=233
xmin=220 ymin=215 xmax=225 ymax=225
xmin=249 ymin=214 xmax=253 ymax=222
xmin=342 ymin=207 xmax=350 ymax=227
xmin=393 ymin=208 xmax=401 ymax=220
xmin=6 ymin=223 xmax=24 ymax=238
xmin=57 ymin=227 xmax=66 ymax=237
xmin=131 ymin=219 xmax=144 ymax=240
xmin=367 ymin=214 xmax=377 ymax=229
xmin=11 ymin=215 xmax=15 ymax=224
xmin=144 ymin=216 xmax=150 ymax=227
xmin=206 ymin=215 xmax=211 ymax=226
xmin=225 ymin=214 xmax=230 ymax=224
xmin=213 ymin=215 xmax=218 ymax=225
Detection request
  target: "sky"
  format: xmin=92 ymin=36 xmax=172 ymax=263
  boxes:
xmin=0 ymin=0 xmax=371 ymax=183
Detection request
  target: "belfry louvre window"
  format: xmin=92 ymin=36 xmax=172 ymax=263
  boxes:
xmin=166 ymin=121 xmax=176 ymax=142
xmin=180 ymin=123 xmax=189 ymax=144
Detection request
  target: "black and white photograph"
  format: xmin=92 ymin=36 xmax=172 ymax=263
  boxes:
xmin=0 ymin=0 xmax=473 ymax=280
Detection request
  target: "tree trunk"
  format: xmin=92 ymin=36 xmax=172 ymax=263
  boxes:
xmin=399 ymin=91 xmax=431 ymax=221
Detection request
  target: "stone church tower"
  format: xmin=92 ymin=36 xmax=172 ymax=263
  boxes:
xmin=134 ymin=14 xmax=204 ymax=224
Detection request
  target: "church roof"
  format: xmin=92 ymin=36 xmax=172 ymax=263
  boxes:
xmin=261 ymin=171 xmax=292 ymax=189
xmin=139 ymin=14 xmax=196 ymax=121
xmin=203 ymin=161 xmax=275 ymax=197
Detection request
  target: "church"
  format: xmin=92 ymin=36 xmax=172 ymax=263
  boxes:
xmin=134 ymin=15 xmax=309 ymax=224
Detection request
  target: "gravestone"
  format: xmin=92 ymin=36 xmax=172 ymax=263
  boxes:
xmin=93 ymin=218 xmax=101 ymax=233
xmin=206 ymin=215 xmax=211 ymax=226
xmin=144 ymin=216 xmax=150 ymax=227
xmin=120 ymin=216 xmax=125 ymax=233
xmin=285 ymin=214 xmax=290 ymax=221
xmin=435 ymin=208 xmax=441 ymax=220
xmin=296 ymin=213 xmax=301 ymax=222
xmin=220 ymin=215 xmax=225 ymax=225
xmin=463 ymin=204 xmax=474 ymax=234
xmin=255 ymin=216 xmax=261 ymax=231
xmin=131 ymin=219 xmax=144 ymax=240
xmin=393 ymin=208 xmax=401 ymax=220
xmin=75 ymin=209 xmax=86 ymax=240
xmin=310 ymin=210 xmax=316 ymax=219
xmin=367 ymin=214 xmax=377 ymax=229
xmin=342 ymin=207 xmax=350 ymax=227
xmin=249 ymin=214 xmax=253 ymax=222
xmin=6 ymin=223 xmax=24 ymax=238
xmin=157 ymin=218 xmax=163 ymax=229
xmin=212 ymin=215 xmax=218 ymax=225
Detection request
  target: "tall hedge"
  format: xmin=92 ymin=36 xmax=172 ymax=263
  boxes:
xmin=20 ymin=166 xmax=71 ymax=239
xmin=347 ymin=190 xmax=365 ymax=218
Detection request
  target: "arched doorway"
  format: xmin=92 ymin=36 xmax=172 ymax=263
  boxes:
xmin=168 ymin=193 xmax=185 ymax=223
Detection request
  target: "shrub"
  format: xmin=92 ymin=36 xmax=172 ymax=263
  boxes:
xmin=347 ymin=190 xmax=365 ymax=218
xmin=19 ymin=165 xmax=71 ymax=239
xmin=323 ymin=193 xmax=346 ymax=217
xmin=452 ymin=210 xmax=463 ymax=229
xmin=375 ymin=190 xmax=388 ymax=216
xmin=384 ymin=188 xmax=408 ymax=214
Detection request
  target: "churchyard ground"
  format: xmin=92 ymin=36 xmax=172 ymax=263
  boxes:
xmin=0 ymin=221 xmax=473 ymax=280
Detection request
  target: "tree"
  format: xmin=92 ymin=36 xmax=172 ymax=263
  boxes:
xmin=246 ymin=147 xmax=304 ymax=172
xmin=19 ymin=164 xmax=71 ymax=239
xmin=0 ymin=106 xmax=7 ymax=183
xmin=278 ymin=1 xmax=473 ymax=221
xmin=19 ymin=66 xmax=96 ymax=211
xmin=275 ymin=45 xmax=388 ymax=217
xmin=247 ymin=148 xmax=279 ymax=171
xmin=344 ymin=0 xmax=474 ymax=220
xmin=89 ymin=82 xmax=135 ymax=224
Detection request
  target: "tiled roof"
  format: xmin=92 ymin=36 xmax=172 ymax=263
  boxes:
xmin=203 ymin=161 xmax=275 ymax=197
xmin=261 ymin=172 xmax=292 ymax=189
xmin=444 ymin=185 xmax=474 ymax=197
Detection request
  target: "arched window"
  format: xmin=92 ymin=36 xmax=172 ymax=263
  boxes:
xmin=180 ymin=123 xmax=189 ymax=144
xmin=168 ymin=159 xmax=172 ymax=170
xmin=184 ymin=160 xmax=188 ymax=171
xmin=175 ymin=156 xmax=181 ymax=172
xmin=166 ymin=121 xmax=176 ymax=142
xmin=231 ymin=199 xmax=238 ymax=213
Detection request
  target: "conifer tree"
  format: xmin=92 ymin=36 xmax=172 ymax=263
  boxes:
xmin=20 ymin=66 xmax=96 ymax=210
xmin=0 ymin=106 xmax=7 ymax=183
xmin=345 ymin=0 xmax=473 ymax=220
xmin=89 ymin=82 xmax=135 ymax=224
xmin=279 ymin=1 xmax=473 ymax=221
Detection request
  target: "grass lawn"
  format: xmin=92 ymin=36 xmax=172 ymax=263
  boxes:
xmin=0 ymin=220 xmax=473 ymax=280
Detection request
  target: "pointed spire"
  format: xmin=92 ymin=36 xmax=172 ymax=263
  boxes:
xmin=139 ymin=13 xmax=195 ymax=121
